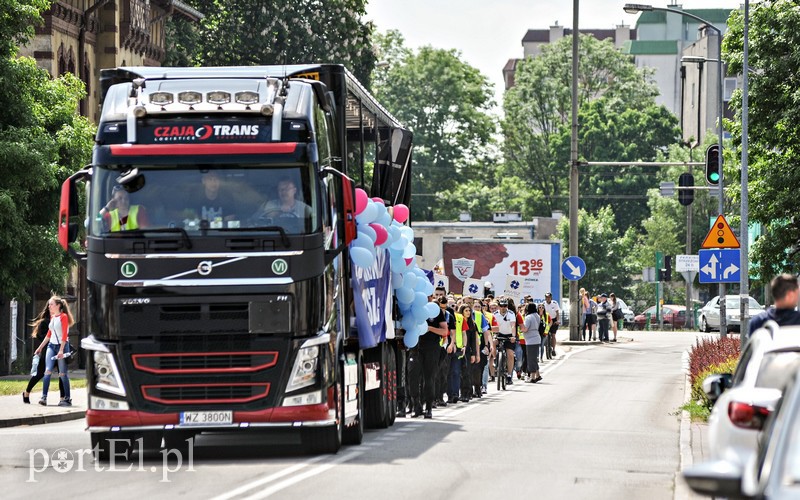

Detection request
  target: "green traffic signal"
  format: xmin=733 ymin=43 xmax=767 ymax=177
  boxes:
xmin=705 ymin=144 xmax=721 ymax=185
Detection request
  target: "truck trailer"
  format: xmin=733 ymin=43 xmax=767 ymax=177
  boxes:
xmin=57 ymin=64 xmax=412 ymax=458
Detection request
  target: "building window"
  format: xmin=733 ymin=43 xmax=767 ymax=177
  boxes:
xmin=724 ymin=77 xmax=738 ymax=102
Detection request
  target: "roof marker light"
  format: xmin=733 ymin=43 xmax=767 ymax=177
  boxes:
xmin=149 ymin=92 xmax=173 ymax=106
xmin=207 ymin=91 xmax=231 ymax=105
xmin=236 ymin=91 xmax=260 ymax=105
xmin=177 ymin=91 xmax=202 ymax=105
xmin=260 ymin=103 xmax=275 ymax=116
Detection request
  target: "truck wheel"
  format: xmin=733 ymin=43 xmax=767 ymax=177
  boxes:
xmin=343 ymin=352 xmax=364 ymax=445
xmin=303 ymin=379 xmax=343 ymax=454
xmin=91 ymin=431 xmax=133 ymax=462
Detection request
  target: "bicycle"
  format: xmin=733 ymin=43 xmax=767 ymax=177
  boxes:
xmin=495 ymin=338 xmax=512 ymax=391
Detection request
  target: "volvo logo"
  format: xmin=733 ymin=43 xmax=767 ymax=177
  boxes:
xmin=197 ymin=260 xmax=213 ymax=276
xmin=121 ymin=261 xmax=138 ymax=278
xmin=121 ymin=298 xmax=150 ymax=305
xmin=272 ymin=259 xmax=288 ymax=275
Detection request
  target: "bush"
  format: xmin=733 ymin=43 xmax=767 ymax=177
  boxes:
xmin=688 ymin=336 xmax=741 ymax=412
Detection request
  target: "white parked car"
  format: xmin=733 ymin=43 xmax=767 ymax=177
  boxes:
xmin=615 ymin=298 xmax=635 ymax=326
xmin=703 ymin=322 xmax=800 ymax=469
xmin=699 ymin=295 xmax=765 ymax=333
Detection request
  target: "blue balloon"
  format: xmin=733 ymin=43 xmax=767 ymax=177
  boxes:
xmin=396 ymin=286 xmax=415 ymax=305
xmin=392 ymin=272 xmax=404 ymax=290
xmin=414 ymin=322 xmax=429 ymax=336
xmin=425 ymin=302 xmax=440 ymax=317
xmin=403 ymin=272 xmax=417 ymax=290
xmin=358 ymin=225 xmax=376 ymax=242
xmin=402 ymin=242 xmax=416 ymax=259
xmin=400 ymin=226 xmax=414 ymax=240
xmin=356 ymin=201 xmax=378 ymax=224
xmin=350 ymin=246 xmax=374 ymax=268
xmin=391 ymin=235 xmax=408 ymax=250
xmin=413 ymin=291 xmax=428 ymax=310
xmin=388 ymin=226 xmax=401 ymax=242
xmin=412 ymin=306 xmax=429 ymax=322
xmin=422 ymin=280 xmax=434 ymax=296
xmin=376 ymin=211 xmax=392 ymax=228
xmin=390 ymin=254 xmax=406 ymax=272
xmin=401 ymin=314 xmax=417 ymax=331
xmin=404 ymin=332 xmax=419 ymax=348
xmin=352 ymin=236 xmax=376 ymax=257
xmin=414 ymin=278 xmax=428 ymax=293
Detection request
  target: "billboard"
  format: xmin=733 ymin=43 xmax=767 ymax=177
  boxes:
xmin=442 ymin=240 xmax=561 ymax=302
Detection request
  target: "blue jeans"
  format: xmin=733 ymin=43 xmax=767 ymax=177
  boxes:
xmin=43 ymin=343 xmax=70 ymax=400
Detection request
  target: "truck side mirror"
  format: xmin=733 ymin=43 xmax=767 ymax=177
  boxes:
xmin=59 ymin=168 xmax=90 ymax=260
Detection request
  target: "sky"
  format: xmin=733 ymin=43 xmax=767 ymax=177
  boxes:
xmin=365 ymin=0 xmax=743 ymax=109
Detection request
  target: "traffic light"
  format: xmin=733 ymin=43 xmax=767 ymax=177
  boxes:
xmin=663 ymin=255 xmax=672 ymax=282
xmin=705 ymin=144 xmax=721 ymax=185
xmin=678 ymin=172 xmax=694 ymax=206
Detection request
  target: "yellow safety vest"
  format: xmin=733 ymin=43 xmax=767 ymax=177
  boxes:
xmin=473 ymin=311 xmax=484 ymax=341
xmin=516 ymin=312 xmax=525 ymax=341
xmin=453 ymin=313 xmax=465 ymax=349
xmin=109 ymin=205 xmax=140 ymax=231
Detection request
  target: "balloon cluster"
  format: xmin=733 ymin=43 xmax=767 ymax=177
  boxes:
xmin=350 ymin=188 xmax=437 ymax=348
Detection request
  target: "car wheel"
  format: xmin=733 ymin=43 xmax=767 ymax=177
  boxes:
xmin=700 ymin=316 xmax=710 ymax=333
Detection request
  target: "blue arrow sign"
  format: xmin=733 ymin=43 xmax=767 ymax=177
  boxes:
xmin=561 ymin=256 xmax=586 ymax=281
xmin=699 ymin=249 xmax=741 ymax=283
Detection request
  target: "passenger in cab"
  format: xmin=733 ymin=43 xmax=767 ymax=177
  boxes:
xmin=252 ymin=177 xmax=312 ymax=221
xmin=189 ymin=170 xmax=238 ymax=224
xmin=99 ymin=185 xmax=148 ymax=231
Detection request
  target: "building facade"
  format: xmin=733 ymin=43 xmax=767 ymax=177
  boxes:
xmin=19 ymin=0 xmax=202 ymax=122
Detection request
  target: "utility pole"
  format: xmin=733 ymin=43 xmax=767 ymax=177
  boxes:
xmin=740 ymin=0 xmax=751 ymax=340
xmin=568 ymin=0 xmax=581 ymax=341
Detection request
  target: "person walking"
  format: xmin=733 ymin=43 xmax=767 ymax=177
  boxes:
xmin=596 ymin=293 xmax=611 ymax=343
xmin=543 ymin=292 xmax=560 ymax=357
xmin=22 ymin=305 xmax=64 ymax=404
xmin=407 ymin=295 xmax=448 ymax=418
xmin=538 ymin=303 xmax=551 ymax=361
xmin=40 ymin=296 xmax=74 ymax=406
xmin=522 ymin=303 xmax=542 ymax=382
xmin=609 ymin=293 xmax=622 ymax=342
xmin=580 ymin=288 xmax=591 ymax=341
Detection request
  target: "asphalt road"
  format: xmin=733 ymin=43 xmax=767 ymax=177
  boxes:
xmin=0 ymin=331 xmax=699 ymax=500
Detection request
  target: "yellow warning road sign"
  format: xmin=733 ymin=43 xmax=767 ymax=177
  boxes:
xmin=700 ymin=215 xmax=741 ymax=249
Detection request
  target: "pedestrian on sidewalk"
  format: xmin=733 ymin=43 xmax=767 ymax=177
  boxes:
xmin=609 ymin=293 xmax=622 ymax=342
xmin=22 ymin=304 xmax=64 ymax=404
xmin=596 ymin=293 xmax=611 ymax=342
xmin=40 ymin=296 xmax=75 ymax=407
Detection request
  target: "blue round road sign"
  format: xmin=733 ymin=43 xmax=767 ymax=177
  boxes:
xmin=561 ymin=256 xmax=586 ymax=281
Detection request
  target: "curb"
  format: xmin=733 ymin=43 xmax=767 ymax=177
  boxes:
xmin=674 ymin=348 xmax=694 ymax=500
xmin=0 ymin=410 xmax=85 ymax=428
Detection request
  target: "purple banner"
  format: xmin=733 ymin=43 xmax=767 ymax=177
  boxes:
xmin=351 ymin=249 xmax=391 ymax=348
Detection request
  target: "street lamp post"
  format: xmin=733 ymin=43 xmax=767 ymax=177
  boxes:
xmin=624 ymin=3 xmax=726 ymax=334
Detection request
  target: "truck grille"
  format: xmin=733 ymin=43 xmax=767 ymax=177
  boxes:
xmin=132 ymin=351 xmax=278 ymax=374
xmin=141 ymin=383 xmax=270 ymax=404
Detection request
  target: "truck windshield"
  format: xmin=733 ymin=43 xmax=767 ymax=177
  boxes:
xmin=89 ymin=164 xmax=318 ymax=235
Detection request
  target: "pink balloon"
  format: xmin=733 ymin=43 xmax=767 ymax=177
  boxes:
xmin=355 ymin=188 xmax=368 ymax=215
xmin=405 ymin=257 xmax=413 ymax=266
xmin=393 ymin=204 xmax=410 ymax=223
xmin=372 ymin=197 xmax=386 ymax=204
xmin=369 ymin=223 xmax=388 ymax=246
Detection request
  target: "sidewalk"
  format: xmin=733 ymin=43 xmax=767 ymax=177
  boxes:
xmin=0 ymin=370 xmax=87 ymax=428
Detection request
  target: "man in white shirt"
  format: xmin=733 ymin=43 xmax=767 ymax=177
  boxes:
xmin=543 ymin=292 xmax=560 ymax=357
xmin=493 ymin=300 xmax=518 ymax=385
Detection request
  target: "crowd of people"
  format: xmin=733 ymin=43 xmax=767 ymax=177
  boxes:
xmin=399 ymin=287 xmax=562 ymax=419
xmin=579 ymin=288 xmax=624 ymax=342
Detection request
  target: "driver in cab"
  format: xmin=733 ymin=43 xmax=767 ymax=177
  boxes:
xmin=251 ymin=177 xmax=311 ymax=223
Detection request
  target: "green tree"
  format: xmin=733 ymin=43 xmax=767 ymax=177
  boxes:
xmin=503 ymin=35 xmax=680 ymax=231
xmin=166 ymin=0 xmax=376 ymax=83
xmin=723 ymin=1 xmax=800 ymax=278
xmin=556 ymin=206 xmax=632 ymax=296
xmin=372 ymin=41 xmax=497 ymax=221
xmin=0 ymin=0 xmax=94 ymax=301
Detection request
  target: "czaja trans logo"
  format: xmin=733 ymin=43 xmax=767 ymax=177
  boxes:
xmin=152 ymin=124 xmax=260 ymax=142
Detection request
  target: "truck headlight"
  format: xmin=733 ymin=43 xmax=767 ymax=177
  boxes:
xmin=285 ymin=346 xmax=319 ymax=393
xmin=93 ymin=351 xmax=126 ymax=397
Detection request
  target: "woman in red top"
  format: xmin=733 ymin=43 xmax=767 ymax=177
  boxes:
xmin=40 ymin=296 xmax=74 ymax=407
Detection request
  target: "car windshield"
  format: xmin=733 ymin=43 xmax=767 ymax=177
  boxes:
xmin=89 ymin=164 xmax=318 ymax=235
xmin=755 ymin=352 xmax=800 ymax=389
xmin=724 ymin=297 xmax=762 ymax=309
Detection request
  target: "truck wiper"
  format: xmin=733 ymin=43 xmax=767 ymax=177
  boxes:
xmin=225 ymin=225 xmax=290 ymax=248
xmin=123 ymin=227 xmax=193 ymax=249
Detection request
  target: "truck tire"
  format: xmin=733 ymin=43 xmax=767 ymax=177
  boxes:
xmin=364 ymin=346 xmax=390 ymax=429
xmin=342 ymin=351 xmax=364 ymax=445
xmin=303 ymin=377 xmax=343 ymax=454
xmin=91 ymin=431 xmax=133 ymax=462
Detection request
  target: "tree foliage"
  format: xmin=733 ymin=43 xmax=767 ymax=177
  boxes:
xmin=0 ymin=1 xmax=94 ymax=299
xmin=372 ymin=35 xmax=497 ymax=221
xmin=503 ymin=35 xmax=680 ymax=231
xmin=165 ymin=0 xmax=376 ymax=83
xmin=723 ymin=1 xmax=800 ymax=278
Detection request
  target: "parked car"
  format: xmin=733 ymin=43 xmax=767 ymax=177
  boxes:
xmin=633 ymin=304 xmax=687 ymax=330
xmin=698 ymin=295 xmax=765 ymax=333
xmin=616 ymin=298 xmax=635 ymax=327
xmin=683 ymin=359 xmax=800 ymax=498
xmin=702 ymin=323 xmax=800 ymax=470
xmin=560 ymin=298 xmax=569 ymax=326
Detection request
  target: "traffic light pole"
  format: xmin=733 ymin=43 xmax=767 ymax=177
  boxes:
xmin=714 ymin=28 xmax=727 ymax=337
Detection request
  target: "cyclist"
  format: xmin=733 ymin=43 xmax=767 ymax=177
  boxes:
xmin=493 ymin=299 xmax=518 ymax=385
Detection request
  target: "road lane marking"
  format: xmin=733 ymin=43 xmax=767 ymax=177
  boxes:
xmin=239 ymin=450 xmax=363 ymax=499
xmin=208 ymin=455 xmax=327 ymax=500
